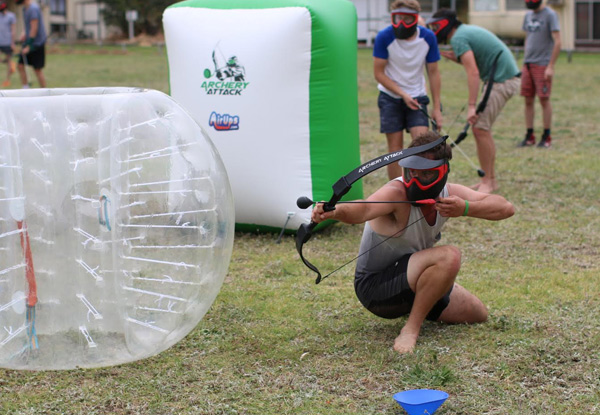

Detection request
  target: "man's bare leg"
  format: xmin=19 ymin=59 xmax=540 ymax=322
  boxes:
xmin=437 ymin=283 xmax=488 ymax=323
xmin=394 ymin=246 xmax=461 ymax=353
xmin=34 ymin=69 xmax=46 ymax=88
xmin=385 ymin=131 xmax=404 ymax=180
xmin=472 ymin=127 xmax=498 ymax=193
xmin=525 ymin=96 xmax=535 ymax=130
xmin=17 ymin=62 xmax=27 ymax=86
xmin=539 ymin=97 xmax=552 ymax=130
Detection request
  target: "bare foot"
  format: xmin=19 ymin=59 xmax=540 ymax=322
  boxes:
xmin=469 ymin=182 xmax=481 ymax=190
xmin=393 ymin=329 xmax=419 ymax=354
xmin=477 ymin=182 xmax=499 ymax=194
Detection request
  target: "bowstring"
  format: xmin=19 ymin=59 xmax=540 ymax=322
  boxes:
xmin=421 ymin=104 xmax=482 ymax=173
xmin=319 ymin=207 xmax=438 ymax=282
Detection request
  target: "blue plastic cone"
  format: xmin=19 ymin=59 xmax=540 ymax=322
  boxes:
xmin=393 ymin=389 xmax=448 ymax=415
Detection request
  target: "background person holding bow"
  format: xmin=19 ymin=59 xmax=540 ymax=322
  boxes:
xmin=16 ymin=0 xmax=46 ymax=88
xmin=310 ymin=132 xmax=515 ymax=354
xmin=426 ymin=9 xmax=520 ymax=194
xmin=373 ymin=0 xmax=443 ymax=180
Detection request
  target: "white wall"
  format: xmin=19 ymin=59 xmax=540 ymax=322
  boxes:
xmin=350 ymin=0 xmax=389 ymax=44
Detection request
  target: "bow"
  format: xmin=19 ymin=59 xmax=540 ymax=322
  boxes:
xmin=296 ymin=135 xmax=449 ymax=284
xmin=452 ymin=50 xmax=503 ymax=147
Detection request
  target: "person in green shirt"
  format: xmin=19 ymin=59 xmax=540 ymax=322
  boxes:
xmin=427 ymin=9 xmax=521 ymax=194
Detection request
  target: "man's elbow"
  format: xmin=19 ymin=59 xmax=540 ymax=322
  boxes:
xmin=503 ymin=203 xmax=515 ymax=219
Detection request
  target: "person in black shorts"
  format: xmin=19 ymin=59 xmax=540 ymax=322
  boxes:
xmin=0 ymin=1 xmax=16 ymax=87
xmin=311 ymin=132 xmax=515 ymax=354
xmin=16 ymin=0 xmax=46 ymax=88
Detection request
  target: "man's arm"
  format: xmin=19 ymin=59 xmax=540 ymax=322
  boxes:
xmin=10 ymin=18 xmax=16 ymax=49
xmin=459 ymin=50 xmax=482 ymax=125
xmin=374 ymin=57 xmax=420 ymax=110
xmin=437 ymin=183 xmax=515 ymax=220
xmin=545 ymin=31 xmax=561 ymax=80
xmin=311 ymin=181 xmax=404 ymax=225
xmin=22 ymin=18 xmax=39 ymax=55
xmin=426 ymin=61 xmax=443 ymax=129
xmin=440 ymin=50 xmax=457 ymax=62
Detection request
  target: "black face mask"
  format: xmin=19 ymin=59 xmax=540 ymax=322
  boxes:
xmin=525 ymin=0 xmax=542 ymax=9
xmin=393 ymin=24 xmax=417 ymax=40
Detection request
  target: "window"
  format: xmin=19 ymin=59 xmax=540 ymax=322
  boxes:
xmin=419 ymin=0 xmax=435 ymax=13
xmin=506 ymin=0 xmax=527 ymax=10
xmin=49 ymin=0 xmax=66 ymax=16
xmin=473 ymin=0 xmax=499 ymax=12
xmin=576 ymin=1 xmax=600 ymax=43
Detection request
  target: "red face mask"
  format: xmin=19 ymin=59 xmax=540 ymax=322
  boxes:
xmin=427 ymin=19 xmax=449 ymax=36
xmin=399 ymin=155 xmax=450 ymax=201
xmin=426 ymin=16 xmax=453 ymax=43
xmin=403 ymin=164 xmax=448 ymax=191
xmin=390 ymin=8 xmax=419 ymax=39
xmin=391 ymin=12 xmax=418 ymax=29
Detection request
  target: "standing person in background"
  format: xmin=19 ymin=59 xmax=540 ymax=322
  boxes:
xmin=373 ymin=0 xmax=442 ymax=180
xmin=427 ymin=9 xmax=520 ymax=194
xmin=16 ymin=0 xmax=46 ymax=88
xmin=519 ymin=0 xmax=561 ymax=148
xmin=0 ymin=1 xmax=16 ymax=87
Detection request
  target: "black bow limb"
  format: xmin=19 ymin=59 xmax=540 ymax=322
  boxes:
xmin=296 ymin=135 xmax=449 ymax=284
xmin=452 ymin=50 xmax=503 ymax=148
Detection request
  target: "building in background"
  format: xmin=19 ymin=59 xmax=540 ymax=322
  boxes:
xmin=3 ymin=0 xmax=598 ymax=49
xmin=8 ymin=0 xmax=113 ymax=43
xmin=351 ymin=0 xmax=458 ymax=45
xmin=350 ymin=0 xmax=598 ymax=50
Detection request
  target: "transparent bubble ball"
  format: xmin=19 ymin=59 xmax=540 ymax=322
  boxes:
xmin=0 ymin=88 xmax=234 ymax=370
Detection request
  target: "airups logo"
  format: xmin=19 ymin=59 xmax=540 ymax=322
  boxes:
xmin=209 ymin=111 xmax=239 ymax=131
xmin=201 ymin=43 xmax=249 ymax=96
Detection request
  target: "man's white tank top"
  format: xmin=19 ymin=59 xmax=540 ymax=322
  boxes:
xmin=355 ymin=184 xmax=449 ymax=276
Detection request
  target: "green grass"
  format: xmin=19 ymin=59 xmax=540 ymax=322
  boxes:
xmin=1 ymin=45 xmax=599 ymax=414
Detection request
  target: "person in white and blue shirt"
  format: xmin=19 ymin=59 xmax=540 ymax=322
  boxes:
xmin=373 ymin=0 xmax=442 ymax=180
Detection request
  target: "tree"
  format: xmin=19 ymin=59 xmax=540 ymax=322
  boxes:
xmin=101 ymin=0 xmax=180 ymax=36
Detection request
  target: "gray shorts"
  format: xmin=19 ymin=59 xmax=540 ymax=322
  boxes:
xmin=378 ymin=92 xmax=431 ymax=134
xmin=354 ymin=253 xmax=452 ymax=321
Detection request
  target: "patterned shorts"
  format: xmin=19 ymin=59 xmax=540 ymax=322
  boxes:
xmin=520 ymin=63 xmax=552 ymax=99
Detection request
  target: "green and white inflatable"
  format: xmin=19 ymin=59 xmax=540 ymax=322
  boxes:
xmin=163 ymin=0 xmax=363 ymax=232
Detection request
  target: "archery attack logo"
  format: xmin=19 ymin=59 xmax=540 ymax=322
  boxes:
xmin=524 ymin=17 xmax=542 ymax=32
xmin=201 ymin=42 xmax=249 ymax=96
xmin=209 ymin=111 xmax=240 ymax=131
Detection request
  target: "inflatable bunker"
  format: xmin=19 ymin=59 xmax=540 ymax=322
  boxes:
xmin=163 ymin=0 xmax=363 ymax=233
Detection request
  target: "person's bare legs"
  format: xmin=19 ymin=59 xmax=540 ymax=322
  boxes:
xmin=385 ymin=126 xmax=429 ymax=181
xmin=472 ymin=127 xmax=497 ymax=193
xmin=3 ymin=55 xmax=14 ymax=86
xmin=385 ymin=131 xmax=404 ymax=180
xmin=17 ymin=62 xmax=27 ymax=86
xmin=393 ymin=245 xmax=461 ymax=354
xmin=34 ymin=68 xmax=46 ymax=88
xmin=524 ymin=95 xmax=535 ymax=130
xmin=539 ymin=96 xmax=551 ymax=130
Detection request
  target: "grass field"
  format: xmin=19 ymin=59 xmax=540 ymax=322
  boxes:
xmin=1 ymin=44 xmax=599 ymax=414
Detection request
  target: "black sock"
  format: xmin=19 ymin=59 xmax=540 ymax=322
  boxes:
xmin=543 ymin=129 xmax=551 ymax=138
xmin=526 ymin=128 xmax=534 ymax=137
